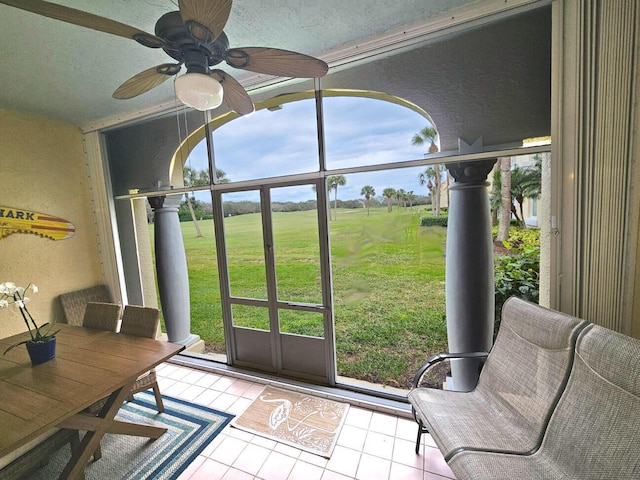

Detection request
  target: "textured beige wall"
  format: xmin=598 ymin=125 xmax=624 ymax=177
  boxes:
xmin=0 ymin=108 xmax=103 ymax=338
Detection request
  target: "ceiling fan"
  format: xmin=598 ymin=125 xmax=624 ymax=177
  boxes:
xmin=1 ymin=0 xmax=329 ymax=115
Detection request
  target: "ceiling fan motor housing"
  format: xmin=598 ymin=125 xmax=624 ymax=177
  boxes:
xmin=155 ymin=11 xmax=229 ymax=73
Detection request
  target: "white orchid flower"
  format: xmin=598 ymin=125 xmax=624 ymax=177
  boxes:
xmin=1 ymin=282 xmax=17 ymax=295
xmin=0 ymin=299 xmax=8 ymax=308
xmin=30 ymin=284 xmax=38 ymax=294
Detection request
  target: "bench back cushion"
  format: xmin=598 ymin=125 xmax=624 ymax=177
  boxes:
xmin=476 ymin=297 xmax=587 ymax=435
xmin=540 ymin=324 xmax=640 ymax=477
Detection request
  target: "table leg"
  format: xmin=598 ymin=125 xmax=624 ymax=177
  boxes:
xmin=59 ymin=415 xmax=167 ymax=438
xmin=58 ymin=380 xmax=135 ymax=480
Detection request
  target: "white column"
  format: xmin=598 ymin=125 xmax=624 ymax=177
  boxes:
xmin=148 ymin=194 xmax=200 ymax=346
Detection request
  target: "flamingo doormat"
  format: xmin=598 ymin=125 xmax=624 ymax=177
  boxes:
xmin=232 ymin=385 xmax=350 ymax=458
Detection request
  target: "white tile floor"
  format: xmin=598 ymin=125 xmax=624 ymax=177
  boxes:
xmin=155 ymin=362 xmax=456 ymax=480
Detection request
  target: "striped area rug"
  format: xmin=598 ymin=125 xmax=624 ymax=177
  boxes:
xmin=32 ymin=392 xmax=234 ymax=479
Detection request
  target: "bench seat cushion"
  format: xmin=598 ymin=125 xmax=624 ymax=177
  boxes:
xmin=409 ymin=387 xmax=538 ymax=458
xmin=408 ymin=297 xmax=587 ymax=459
xmin=448 ymin=324 xmax=640 ymax=479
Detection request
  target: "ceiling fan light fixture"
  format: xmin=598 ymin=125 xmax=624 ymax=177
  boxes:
xmin=174 ymin=72 xmax=223 ymax=111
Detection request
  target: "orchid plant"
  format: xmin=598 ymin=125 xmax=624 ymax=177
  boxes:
xmin=1 ymin=282 xmax=59 ymax=355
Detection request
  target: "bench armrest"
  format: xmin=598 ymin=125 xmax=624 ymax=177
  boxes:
xmin=412 ymin=352 xmax=489 ymax=388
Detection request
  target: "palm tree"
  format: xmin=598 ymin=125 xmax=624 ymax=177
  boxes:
xmin=490 ymin=159 xmax=542 ymax=232
xmin=360 ymin=185 xmax=376 ymax=216
xmin=412 ymin=126 xmax=439 ymax=153
xmin=382 ymin=188 xmax=396 ymax=212
xmin=327 ymin=175 xmax=346 ymax=221
xmin=407 ymin=190 xmax=416 ymax=209
xmin=522 ymin=155 xmax=543 ymax=196
xmin=510 ymin=164 xmax=541 ymax=228
xmin=395 ymin=188 xmax=407 ymax=210
xmin=418 ymin=167 xmax=437 ymax=214
xmin=489 ymin=165 xmax=501 ymax=226
xmin=413 ymin=126 xmax=442 ymax=215
xmin=498 ymin=157 xmax=512 ymax=240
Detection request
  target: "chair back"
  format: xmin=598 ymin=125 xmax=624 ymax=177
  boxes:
xmin=82 ymin=302 xmax=121 ymax=332
xmin=120 ymin=305 xmax=160 ymax=339
xmin=475 ymin=297 xmax=587 ymax=437
xmin=59 ymin=285 xmax=111 ymax=326
xmin=538 ymin=324 xmax=640 ymax=477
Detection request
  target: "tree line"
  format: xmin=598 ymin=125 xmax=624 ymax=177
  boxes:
xmin=177 ymin=192 xmax=431 ymax=221
xmin=177 ymin=125 xmax=541 ymax=234
xmin=177 ymin=166 xmax=434 ymax=226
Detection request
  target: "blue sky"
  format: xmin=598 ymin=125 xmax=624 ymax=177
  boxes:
xmin=185 ymin=96 xmax=436 ymax=203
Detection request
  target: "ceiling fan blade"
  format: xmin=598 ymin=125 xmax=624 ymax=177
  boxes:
xmin=226 ymin=47 xmax=328 ymax=78
xmin=178 ymin=0 xmax=232 ymax=43
xmin=113 ymin=64 xmax=181 ymax=99
xmin=0 ymin=0 xmax=164 ymax=47
xmin=210 ymin=69 xmax=254 ymax=115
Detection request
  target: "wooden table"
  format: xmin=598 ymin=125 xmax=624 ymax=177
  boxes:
xmin=0 ymin=324 xmax=184 ymax=479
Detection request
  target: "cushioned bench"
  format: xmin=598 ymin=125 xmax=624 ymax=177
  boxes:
xmin=409 ymin=297 xmax=587 ymax=459
xmin=448 ymin=323 xmax=640 ymax=479
xmin=408 ymin=297 xmax=640 ymax=479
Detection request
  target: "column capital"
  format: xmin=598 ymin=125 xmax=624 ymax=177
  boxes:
xmin=147 ymin=195 xmax=166 ymax=211
xmin=446 ymin=159 xmax=497 ymax=183
xmin=148 ymin=194 xmax=182 ymax=211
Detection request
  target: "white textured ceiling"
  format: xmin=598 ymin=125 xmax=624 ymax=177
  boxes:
xmin=0 ymin=0 xmax=478 ymax=127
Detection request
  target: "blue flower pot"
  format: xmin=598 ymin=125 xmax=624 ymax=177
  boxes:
xmin=26 ymin=336 xmax=56 ymax=366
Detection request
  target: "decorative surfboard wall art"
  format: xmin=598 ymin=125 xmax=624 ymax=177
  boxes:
xmin=0 ymin=206 xmax=75 ymax=240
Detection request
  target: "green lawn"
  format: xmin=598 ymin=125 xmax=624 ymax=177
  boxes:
xmin=151 ymin=205 xmax=448 ymax=389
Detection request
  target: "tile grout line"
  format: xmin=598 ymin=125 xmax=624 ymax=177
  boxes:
xmin=157 ymin=363 xmax=455 ymax=480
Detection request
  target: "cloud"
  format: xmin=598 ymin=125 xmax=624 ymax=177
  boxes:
xmin=187 ymin=95 xmax=435 ymax=202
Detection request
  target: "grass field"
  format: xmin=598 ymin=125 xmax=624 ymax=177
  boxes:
xmin=151 ymin=206 xmax=448 ymax=389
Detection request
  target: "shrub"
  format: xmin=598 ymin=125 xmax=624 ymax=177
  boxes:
xmin=178 ymin=212 xmax=213 ymax=222
xmin=178 ymin=198 xmax=205 ymax=222
xmin=494 ymin=242 xmax=540 ymax=331
xmin=492 ymin=226 xmax=540 ymax=247
xmin=420 ymin=215 xmax=448 ymax=227
xmin=178 ymin=211 xmax=193 ymax=222
xmin=507 ymin=228 xmax=540 ymax=249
